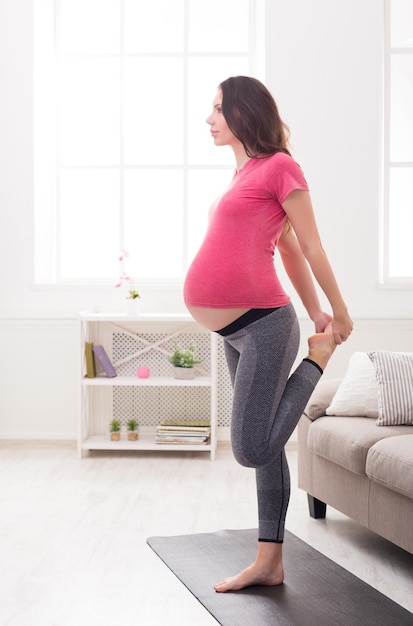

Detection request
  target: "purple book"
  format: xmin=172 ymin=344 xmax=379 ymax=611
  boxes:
xmin=92 ymin=345 xmax=117 ymax=378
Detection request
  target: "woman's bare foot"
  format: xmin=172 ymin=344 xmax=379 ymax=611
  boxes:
xmin=214 ymin=543 xmax=284 ymax=593
xmin=307 ymin=322 xmax=336 ymax=371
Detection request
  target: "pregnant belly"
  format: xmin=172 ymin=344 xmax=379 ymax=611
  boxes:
xmin=186 ymin=306 xmax=250 ymax=332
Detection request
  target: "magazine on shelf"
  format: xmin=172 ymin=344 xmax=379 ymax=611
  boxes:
xmin=157 ymin=425 xmax=211 ymax=434
xmin=155 ymin=435 xmax=210 ymax=445
xmin=160 ymin=419 xmax=211 ymax=428
xmin=156 ymin=419 xmax=211 ymax=445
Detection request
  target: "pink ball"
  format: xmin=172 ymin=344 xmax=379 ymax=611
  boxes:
xmin=137 ymin=366 xmax=150 ymax=379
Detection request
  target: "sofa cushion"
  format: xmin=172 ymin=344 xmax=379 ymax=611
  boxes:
xmin=368 ymin=351 xmax=413 ymax=426
xmin=326 ymin=352 xmax=378 ymax=418
xmin=304 ymin=379 xmax=341 ymax=421
xmin=366 ymin=435 xmax=413 ymax=500
xmin=307 ymin=416 xmax=412 ymax=475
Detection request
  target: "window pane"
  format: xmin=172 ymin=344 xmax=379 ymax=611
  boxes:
xmin=124 ymin=0 xmax=184 ymax=53
xmin=187 ymin=169 xmax=233 ymax=265
xmin=188 ymin=0 xmax=249 ymax=53
xmin=34 ymin=0 xmax=257 ymax=285
xmin=390 ymin=56 xmax=413 ymax=161
xmin=59 ymin=58 xmax=120 ymax=165
xmin=388 ymin=168 xmax=413 ymax=276
xmin=124 ymin=170 xmax=184 ymax=279
xmin=59 ymin=170 xmax=120 ymax=279
xmin=390 ymin=0 xmax=413 ymax=47
xmin=59 ymin=0 xmax=120 ymax=54
xmin=124 ymin=58 xmax=184 ymax=165
xmin=187 ymin=57 xmax=249 ymax=165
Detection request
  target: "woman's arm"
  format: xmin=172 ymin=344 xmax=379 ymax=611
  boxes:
xmin=281 ymin=189 xmax=353 ymax=344
xmin=278 ymin=226 xmax=332 ymax=332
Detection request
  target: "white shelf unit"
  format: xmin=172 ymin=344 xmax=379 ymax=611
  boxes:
xmin=78 ymin=313 xmax=218 ymax=460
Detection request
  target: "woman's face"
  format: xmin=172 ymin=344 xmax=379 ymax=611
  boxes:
xmin=206 ymin=90 xmax=240 ymax=149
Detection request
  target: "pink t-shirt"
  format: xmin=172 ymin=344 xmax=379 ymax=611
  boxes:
xmin=184 ymin=152 xmax=309 ymax=308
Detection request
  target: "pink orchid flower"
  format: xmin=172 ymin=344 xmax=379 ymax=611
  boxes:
xmin=118 ymin=249 xmax=130 ymax=262
xmin=115 ymin=251 xmax=140 ymax=299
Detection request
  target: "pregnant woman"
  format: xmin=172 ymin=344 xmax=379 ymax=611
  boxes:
xmin=183 ymin=76 xmax=353 ymax=592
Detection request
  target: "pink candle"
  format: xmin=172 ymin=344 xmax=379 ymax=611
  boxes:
xmin=137 ymin=366 xmax=150 ymax=379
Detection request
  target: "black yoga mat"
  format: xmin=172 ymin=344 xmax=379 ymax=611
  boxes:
xmin=147 ymin=528 xmax=412 ymax=626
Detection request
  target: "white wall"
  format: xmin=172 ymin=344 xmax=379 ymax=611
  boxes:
xmin=0 ymin=1 xmax=412 ymax=438
xmin=266 ymin=0 xmax=411 ymax=320
xmin=0 ymin=320 xmax=79 ymax=438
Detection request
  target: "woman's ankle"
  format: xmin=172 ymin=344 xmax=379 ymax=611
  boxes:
xmin=307 ymin=326 xmax=336 ymax=371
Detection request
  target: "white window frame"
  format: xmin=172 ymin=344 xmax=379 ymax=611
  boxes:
xmin=33 ymin=0 xmax=265 ymax=289
xmin=382 ymin=0 xmax=413 ymax=287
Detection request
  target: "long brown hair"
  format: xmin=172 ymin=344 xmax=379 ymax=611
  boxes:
xmin=219 ymin=76 xmax=291 ymax=158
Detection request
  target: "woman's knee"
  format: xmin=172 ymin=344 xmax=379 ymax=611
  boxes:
xmin=232 ymin=441 xmax=269 ymax=468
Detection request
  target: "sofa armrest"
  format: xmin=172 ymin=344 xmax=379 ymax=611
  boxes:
xmin=304 ymin=378 xmax=341 ymax=421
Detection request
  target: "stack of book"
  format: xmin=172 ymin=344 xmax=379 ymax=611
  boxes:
xmin=156 ymin=420 xmax=211 ymax=445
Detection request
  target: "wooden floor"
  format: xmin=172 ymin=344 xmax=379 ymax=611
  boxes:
xmin=1 ymin=441 xmax=412 ymax=625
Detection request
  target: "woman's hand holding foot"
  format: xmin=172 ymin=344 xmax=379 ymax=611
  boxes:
xmin=307 ymin=322 xmax=337 ymax=371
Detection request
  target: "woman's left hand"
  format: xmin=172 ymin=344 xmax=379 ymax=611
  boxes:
xmin=331 ymin=311 xmax=354 ymax=344
xmin=313 ymin=311 xmax=333 ymax=333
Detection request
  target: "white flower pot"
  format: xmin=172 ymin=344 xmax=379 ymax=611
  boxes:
xmin=125 ymin=299 xmax=140 ymax=315
xmin=173 ymin=367 xmax=195 ymax=380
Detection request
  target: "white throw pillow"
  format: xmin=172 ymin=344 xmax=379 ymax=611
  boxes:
xmin=326 ymin=352 xmax=379 ymax=418
xmin=368 ymin=351 xmax=413 ymax=426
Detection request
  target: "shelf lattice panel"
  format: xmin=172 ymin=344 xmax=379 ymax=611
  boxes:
xmin=112 ymin=330 xmax=211 ymax=378
xmin=108 ymin=327 xmax=232 ymax=428
xmin=86 ymin=321 xmax=233 ymax=429
xmin=113 ymin=387 xmax=212 ymax=427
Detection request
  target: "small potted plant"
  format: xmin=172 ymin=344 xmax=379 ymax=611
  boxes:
xmin=168 ymin=345 xmax=203 ymax=380
xmin=109 ymin=419 xmax=121 ymax=441
xmin=127 ymin=418 xmax=139 ymax=441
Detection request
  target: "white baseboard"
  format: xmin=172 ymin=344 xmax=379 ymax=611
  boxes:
xmin=0 ymin=433 xmax=76 ymax=440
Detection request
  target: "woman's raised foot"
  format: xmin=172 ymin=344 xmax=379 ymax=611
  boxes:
xmin=307 ymin=322 xmax=336 ymax=371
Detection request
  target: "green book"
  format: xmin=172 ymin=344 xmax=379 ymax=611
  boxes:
xmin=84 ymin=342 xmax=96 ymax=378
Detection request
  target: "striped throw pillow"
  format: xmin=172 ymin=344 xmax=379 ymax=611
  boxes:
xmin=368 ymin=351 xmax=413 ymax=426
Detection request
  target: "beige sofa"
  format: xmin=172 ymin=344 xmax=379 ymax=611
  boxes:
xmin=297 ymin=376 xmax=413 ymax=555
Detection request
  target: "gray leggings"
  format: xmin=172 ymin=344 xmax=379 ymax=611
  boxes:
xmin=221 ymin=303 xmax=322 ymax=542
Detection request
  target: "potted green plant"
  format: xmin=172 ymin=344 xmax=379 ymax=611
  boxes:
xmin=109 ymin=419 xmax=121 ymax=441
xmin=168 ymin=345 xmax=203 ymax=379
xmin=127 ymin=418 xmax=139 ymax=441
